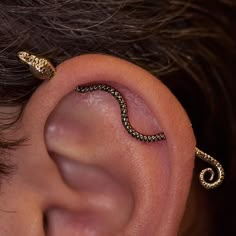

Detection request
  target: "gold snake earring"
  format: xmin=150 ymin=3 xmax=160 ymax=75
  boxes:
xmin=18 ymin=51 xmax=225 ymax=190
xmin=17 ymin=51 xmax=56 ymax=80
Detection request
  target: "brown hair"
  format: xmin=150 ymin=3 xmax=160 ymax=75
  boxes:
xmin=0 ymin=0 xmax=235 ymax=235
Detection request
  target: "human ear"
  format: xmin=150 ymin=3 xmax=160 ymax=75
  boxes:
xmin=5 ymin=54 xmax=196 ymax=236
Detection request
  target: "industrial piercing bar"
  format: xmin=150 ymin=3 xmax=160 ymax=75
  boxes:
xmin=17 ymin=51 xmax=225 ymax=190
xmin=75 ymin=84 xmax=225 ymax=189
xmin=76 ymin=84 xmax=166 ymax=143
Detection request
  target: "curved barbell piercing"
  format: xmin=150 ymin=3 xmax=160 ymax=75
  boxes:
xmin=16 ymin=52 xmax=225 ymax=189
xmin=75 ymin=84 xmax=225 ymax=189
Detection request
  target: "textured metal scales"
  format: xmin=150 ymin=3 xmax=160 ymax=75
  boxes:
xmin=195 ymin=147 xmax=224 ymax=189
xmin=17 ymin=51 xmax=55 ymax=80
xmin=16 ymin=49 xmax=225 ymax=190
xmin=76 ymin=84 xmax=166 ymax=142
xmin=75 ymin=83 xmax=224 ymax=189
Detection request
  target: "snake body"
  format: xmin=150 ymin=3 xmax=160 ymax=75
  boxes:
xmin=75 ymin=83 xmax=224 ymax=189
xmin=76 ymin=84 xmax=166 ymax=142
xmin=17 ymin=50 xmax=224 ymax=190
xmin=195 ymin=147 xmax=225 ymax=189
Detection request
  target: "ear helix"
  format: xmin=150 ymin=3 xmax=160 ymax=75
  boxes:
xmin=17 ymin=51 xmax=225 ymax=190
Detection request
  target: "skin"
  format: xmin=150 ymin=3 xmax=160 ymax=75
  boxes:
xmin=0 ymin=54 xmax=196 ymax=236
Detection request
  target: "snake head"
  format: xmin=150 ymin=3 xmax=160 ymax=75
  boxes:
xmin=17 ymin=51 xmax=56 ymax=80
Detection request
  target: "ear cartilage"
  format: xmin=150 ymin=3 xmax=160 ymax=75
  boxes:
xmin=75 ymin=83 xmax=225 ymax=189
xmin=75 ymin=84 xmax=166 ymax=142
xmin=17 ymin=51 xmax=56 ymax=80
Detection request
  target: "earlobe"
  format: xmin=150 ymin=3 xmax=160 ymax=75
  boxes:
xmin=20 ymin=54 xmax=196 ymax=235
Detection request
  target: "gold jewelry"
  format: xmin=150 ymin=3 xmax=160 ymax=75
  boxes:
xmin=76 ymin=84 xmax=166 ymax=142
xmin=17 ymin=51 xmax=56 ymax=80
xmin=17 ymin=52 xmax=224 ymax=190
xmin=195 ymin=147 xmax=224 ymax=189
xmin=76 ymin=84 xmax=225 ymax=190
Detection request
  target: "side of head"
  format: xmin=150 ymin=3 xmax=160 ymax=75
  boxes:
xmin=0 ymin=1 xmax=235 ymax=235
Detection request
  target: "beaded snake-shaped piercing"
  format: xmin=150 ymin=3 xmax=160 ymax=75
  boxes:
xmin=195 ymin=147 xmax=224 ymax=189
xmin=18 ymin=51 xmax=225 ymax=189
xmin=17 ymin=51 xmax=55 ymax=80
xmin=75 ymin=84 xmax=225 ymax=190
xmin=76 ymin=84 xmax=166 ymax=143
